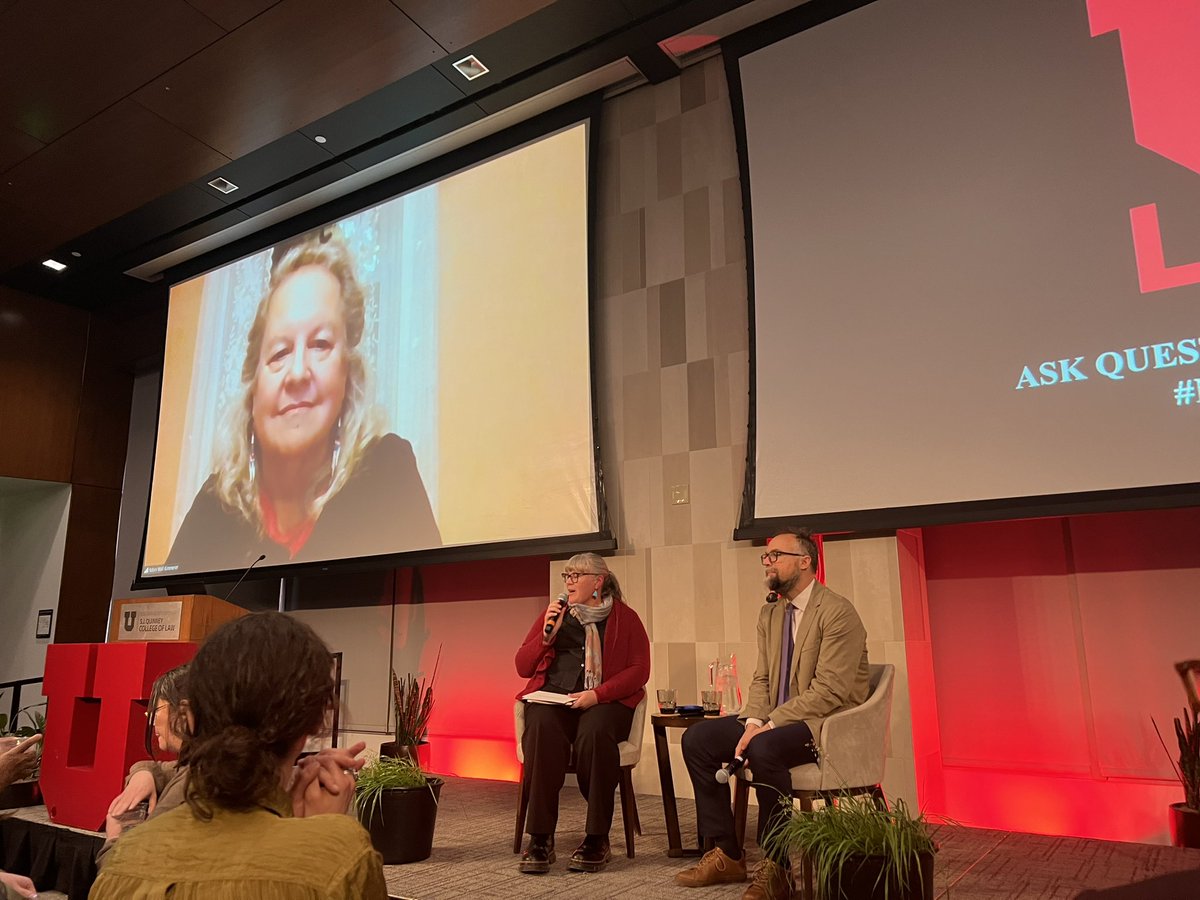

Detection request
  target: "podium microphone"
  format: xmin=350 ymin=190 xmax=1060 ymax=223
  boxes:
xmin=226 ymin=554 xmax=266 ymax=604
xmin=715 ymin=755 xmax=748 ymax=784
xmin=544 ymin=591 xmax=569 ymax=635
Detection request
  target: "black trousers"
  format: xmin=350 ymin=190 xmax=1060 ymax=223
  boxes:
xmin=682 ymin=715 xmax=818 ymax=858
xmin=522 ymin=701 xmax=635 ymax=837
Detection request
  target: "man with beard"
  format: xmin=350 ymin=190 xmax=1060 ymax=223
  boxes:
xmin=673 ymin=527 xmax=869 ymax=900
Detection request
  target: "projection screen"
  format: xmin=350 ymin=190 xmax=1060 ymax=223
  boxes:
xmin=140 ymin=121 xmax=598 ymax=580
xmin=734 ymin=0 xmax=1200 ymax=530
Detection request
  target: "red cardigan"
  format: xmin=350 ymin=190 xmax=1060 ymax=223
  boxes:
xmin=514 ymin=599 xmax=650 ymax=709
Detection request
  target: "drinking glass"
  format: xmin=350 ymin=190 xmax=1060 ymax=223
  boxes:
xmin=701 ymin=690 xmax=721 ymax=716
xmin=657 ymin=688 xmax=677 ymax=714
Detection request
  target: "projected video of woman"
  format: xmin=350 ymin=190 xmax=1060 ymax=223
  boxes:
xmin=164 ymin=227 xmax=440 ymax=573
xmin=141 ymin=121 xmax=597 ymax=581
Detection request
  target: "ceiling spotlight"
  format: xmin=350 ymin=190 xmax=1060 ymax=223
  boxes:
xmin=452 ymin=54 xmax=489 ymax=81
xmin=314 ymin=135 xmax=327 ymax=144
xmin=207 ymin=176 xmax=239 ymax=194
xmin=70 ymin=251 xmax=82 ymax=258
xmin=42 ymin=258 xmax=67 ymax=272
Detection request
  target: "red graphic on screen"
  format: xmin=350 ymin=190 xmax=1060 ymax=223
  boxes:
xmin=1088 ymin=0 xmax=1200 ymax=292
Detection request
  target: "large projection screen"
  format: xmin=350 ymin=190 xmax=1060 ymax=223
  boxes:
xmin=140 ymin=121 xmax=599 ymax=581
xmin=734 ymin=0 xmax=1200 ymax=530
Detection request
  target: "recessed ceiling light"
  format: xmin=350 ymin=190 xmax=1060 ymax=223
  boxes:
xmin=207 ymin=176 xmax=239 ymax=194
xmin=42 ymin=259 xmax=67 ymax=272
xmin=314 ymin=135 xmax=327 ymax=144
xmin=70 ymin=251 xmax=82 ymax=258
xmin=452 ymin=54 xmax=489 ymax=81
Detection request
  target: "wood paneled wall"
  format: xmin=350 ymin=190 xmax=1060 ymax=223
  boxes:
xmin=0 ymin=285 xmax=135 ymax=643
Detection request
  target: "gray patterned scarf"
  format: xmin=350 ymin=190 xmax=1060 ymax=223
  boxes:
xmin=569 ymin=598 xmax=613 ymax=690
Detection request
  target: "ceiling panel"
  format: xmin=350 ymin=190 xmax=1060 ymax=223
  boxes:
xmin=133 ymin=0 xmax=445 ymax=159
xmin=0 ymin=122 xmax=43 ymax=172
xmin=0 ymin=99 xmax=229 ymax=246
xmin=0 ymin=0 xmax=225 ymax=144
xmin=0 ymin=198 xmax=69 ymax=275
xmin=392 ymin=0 xmax=557 ymax=53
xmin=183 ymin=0 xmax=281 ymax=31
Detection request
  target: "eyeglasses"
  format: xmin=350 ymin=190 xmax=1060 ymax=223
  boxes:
xmin=560 ymin=571 xmax=599 ymax=584
xmin=760 ymin=550 xmax=808 ymax=565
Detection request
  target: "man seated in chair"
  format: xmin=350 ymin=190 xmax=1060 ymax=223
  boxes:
xmin=674 ymin=527 xmax=869 ymax=900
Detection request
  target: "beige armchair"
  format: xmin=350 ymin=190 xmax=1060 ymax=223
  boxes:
xmin=512 ymin=695 xmax=647 ymax=857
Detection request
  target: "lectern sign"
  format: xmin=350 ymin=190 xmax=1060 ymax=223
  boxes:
xmin=117 ymin=600 xmax=184 ymax=641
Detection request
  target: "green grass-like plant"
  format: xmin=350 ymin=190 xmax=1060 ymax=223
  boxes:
xmin=355 ymin=754 xmax=435 ymax=826
xmin=392 ymin=651 xmax=440 ymax=747
xmin=762 ymin=793 xmax=936 ymax=900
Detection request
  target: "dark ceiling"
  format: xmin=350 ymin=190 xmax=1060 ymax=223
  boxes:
xmin=0 ymin=0 xmax=799 ymax=319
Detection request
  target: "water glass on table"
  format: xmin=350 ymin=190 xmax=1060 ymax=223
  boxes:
xmin=657 ymin=688 xmax=677 ymax=714
xmin=701 ymin=690 xmax=721 ymax=716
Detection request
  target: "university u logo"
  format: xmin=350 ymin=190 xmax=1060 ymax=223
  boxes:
xmin=1088 ymin=0 xmax=1200 ymax=292
xmin=123 ymin=610 xmax=137 ymax=632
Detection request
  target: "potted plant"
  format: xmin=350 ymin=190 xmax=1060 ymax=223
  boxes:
xmin=763 ymin=795 xmax=937 ymax=900
xmin=355 ymin=753 xmax=443 ymax=864
xmin=379 ymin=653 xmax=439 ymax=766
xmin=0 ymin=703 xmax=46 ymax=809
xmin=1154 ymin=707 xmax=1200 ymax=848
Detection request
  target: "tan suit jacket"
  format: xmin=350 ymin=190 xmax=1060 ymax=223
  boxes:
xmin=741 ymin=581 xmax=869 ymax=748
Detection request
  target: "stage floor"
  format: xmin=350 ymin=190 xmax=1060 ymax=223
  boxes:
xmin=9 ymin=777 xmax=1200 ymax=898
xmin=383 ymin=776 xmax=1200 ymax=900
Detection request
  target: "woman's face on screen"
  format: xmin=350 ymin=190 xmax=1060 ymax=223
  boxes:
xmin=252 ymin=264 xmax=349 ymax=469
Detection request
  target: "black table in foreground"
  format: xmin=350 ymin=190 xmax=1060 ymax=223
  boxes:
xmin=650 ymin=712 xmax=735 ymax=858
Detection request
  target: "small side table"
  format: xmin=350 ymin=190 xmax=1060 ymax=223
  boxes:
xmin=651 ymin=712 xmax=732 ymax=857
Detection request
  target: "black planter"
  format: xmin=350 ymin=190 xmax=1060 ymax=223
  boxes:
xmin=0 ymin=779 xmax=40 ymax=809
xmin=1169 ymin=802 xmax=1200 ymax=848
xmin=378 ymin=740 xmax=430 ymax=769
xmin=361 ymin=778 xmax=443 ymax=864
xmin=826 ymin=849 xmax=935 ymax=900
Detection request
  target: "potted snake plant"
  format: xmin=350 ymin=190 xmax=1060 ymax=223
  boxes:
xmin=1155 ymin=707 xmax=1200 ymax=848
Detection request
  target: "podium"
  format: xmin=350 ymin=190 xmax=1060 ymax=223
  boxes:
xmin=108 ymin=594 xmax=246 ymax=643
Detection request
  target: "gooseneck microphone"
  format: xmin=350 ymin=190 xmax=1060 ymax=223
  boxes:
xmin=715 ymin=755 xmax=748 ymax=784
xmin=226 ymin=554 xmax=267 ymax=604
xmin=544 ymin=591 xmax=569 ymax=635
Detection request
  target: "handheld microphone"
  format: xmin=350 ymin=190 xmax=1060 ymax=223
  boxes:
xmin=544 ymin=591 xmax=569 ymax=635
xmin=766 ymin=591 xmax=781 ymax=604
xmin=715 ymin=755 xmax=748 ymax=784
xmin=226 ymin=554 xmax=266 ymax=604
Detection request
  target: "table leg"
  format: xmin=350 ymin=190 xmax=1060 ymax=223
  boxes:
xmin=654 ymin=722 xmax=703 ymax=857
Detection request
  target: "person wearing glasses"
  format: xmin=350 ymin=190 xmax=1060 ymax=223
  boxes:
xmin=98 ymin=664 xmax=191 ymax=867
xmin=673 ymin=527 xmax=869 ymax=900
xmin=514 ymin=552 xmax=650 ymax=876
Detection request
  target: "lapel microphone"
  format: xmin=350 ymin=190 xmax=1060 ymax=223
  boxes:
xmin=766 ymin=591 xmax=781 ymax=604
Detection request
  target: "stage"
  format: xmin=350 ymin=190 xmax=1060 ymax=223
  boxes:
xmin=6 ymin=776 xmax=1200 ymax=899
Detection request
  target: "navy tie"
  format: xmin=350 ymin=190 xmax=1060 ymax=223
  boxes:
xmin=776 ymin=601 xmax=794 ymax=709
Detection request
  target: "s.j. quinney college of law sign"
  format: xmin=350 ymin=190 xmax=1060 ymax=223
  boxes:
xmin=117 ymin=600 xmax=184 ymax=641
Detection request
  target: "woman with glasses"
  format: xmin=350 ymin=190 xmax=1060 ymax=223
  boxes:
xmin=98 ymin=664 xmax=191 ymax=866
xmin=514 ymin=552 xmax=650 ymax=875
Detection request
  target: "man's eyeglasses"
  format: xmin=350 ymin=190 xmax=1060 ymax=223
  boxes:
xmin=760 ymin=550 xmax=808 ymax=565
xmin=560 ymin=571 xmax=598 ymax=584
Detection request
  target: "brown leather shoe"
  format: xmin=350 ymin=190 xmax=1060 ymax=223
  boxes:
xmin=518 ymin=834 xmax=555 ymax=874
xmin=673 ymin=847 xmax=748 ymax=887
xmin=741 ymin=858 xmax=792 ymax=900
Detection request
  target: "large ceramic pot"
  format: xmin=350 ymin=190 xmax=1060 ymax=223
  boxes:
xmin=1169 ymin=802 xmax=1200 ymax=848
xmin=378 ymin=740 xmax=431 ymax=769
xmin=361 ymin=778 xmax=443 ymax=864
xmin=826 ymin=848 xmax=934 ymax=900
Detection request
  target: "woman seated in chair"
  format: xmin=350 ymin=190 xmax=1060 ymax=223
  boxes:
xmin=90 ymin=612 xmax=386 ymax=899
xmin=514 ymin=552 xmax=650 ymax=875
xmin=98 ymin=663 xmax=190 ymax=866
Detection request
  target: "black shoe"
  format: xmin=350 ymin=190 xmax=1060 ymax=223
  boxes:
xmin=518 ymin=834 xmax=556 ymax=874
xmin=567 ymin=834 xmax=611 ymax=873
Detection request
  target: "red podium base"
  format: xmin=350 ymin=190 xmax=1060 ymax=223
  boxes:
xmin=40 ymin=641 xmax=196 ymax=830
